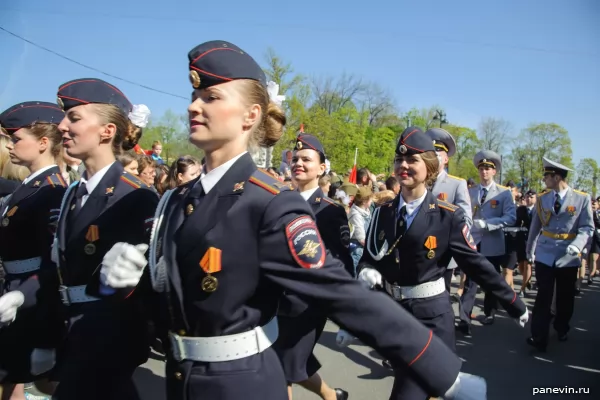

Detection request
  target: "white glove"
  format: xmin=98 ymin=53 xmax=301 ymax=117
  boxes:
xmin=51 ymin=237 xmax=59 ymax=264
xmin=30 ymin=348 xmax=56 ymax=376
xmin=444 ymin=372 xmax=487 ymax=400
xmin=0 ymin=291 xmax=25 ymax=326
xmin=566 ymin=245 xmax=580 ymax=256
xmin=100 ymin=243 xmax=149 ymax=289
xmin=335 ymin=329 xmax=354 ymax=347
xmin=473 ymin=219 xmax=487 ymax=230
xmin=358 ymin=268 xmax=382 ymax=289
xmin=515 ymin=307 xmax=529 ymax=328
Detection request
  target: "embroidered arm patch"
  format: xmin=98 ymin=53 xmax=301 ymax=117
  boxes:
xmin=286 ymin=216 xmax=326 ymax=269
xmin=340 ymin=224 xmax=351 ymax=248
xmin=462 ymin=224 xmax=477 ymax=250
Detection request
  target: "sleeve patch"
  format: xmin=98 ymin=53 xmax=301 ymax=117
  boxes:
xmin=340 ymin=224 xmax=351 ymax=248
xmin=286 ymin=216 xmax=326 ymax=269
xmin=462 ymin=224 xmax=477 ymax=250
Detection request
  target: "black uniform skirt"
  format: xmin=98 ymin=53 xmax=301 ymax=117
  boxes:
xmin=273 ymin=311 xmax=327 ymax=383
xmin=391 ymin=291 xmax=455 ymax=400
xmin=0 ymin=306 xmax=41 ymax=383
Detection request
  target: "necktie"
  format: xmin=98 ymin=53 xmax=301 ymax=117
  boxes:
xmin=480 ymin=188 xmax=488 ymax=204
xmin=397 ymin=206 xmax=407 ymax=237
xmin=185 ymin=181 xmax=205 ymax=215
xmin=72 ymin=182 xmax=88 ymax=216
xmin=553 ymin=193 xmax=561 ymax=214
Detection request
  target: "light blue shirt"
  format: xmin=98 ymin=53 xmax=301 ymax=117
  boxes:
xmin=397 ymin=191 xmax=428 ymax=230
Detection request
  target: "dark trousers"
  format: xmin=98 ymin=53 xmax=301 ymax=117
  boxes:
xmin=531 ymin=262 xmax=578 ymax=343
xmin=459 ymin=255 xmax=504 ymax=323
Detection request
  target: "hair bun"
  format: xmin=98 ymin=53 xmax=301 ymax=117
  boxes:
xmin=122 ymin=123 xmax=142 ymax=151
xmin=260 ymin=102 xmax=286 ymax=147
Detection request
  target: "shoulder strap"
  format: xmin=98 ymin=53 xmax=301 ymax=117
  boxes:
xmin=248 ymin=170 xmax=290 ymax=195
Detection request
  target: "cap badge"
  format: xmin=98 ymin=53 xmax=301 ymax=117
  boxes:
xmin=296 ymin=141 xmax=303 ymax=150
xmin=399 ymin=144 xmax=407 ymax=154
xmin=189 ymin=70 xmax=201 ymax=89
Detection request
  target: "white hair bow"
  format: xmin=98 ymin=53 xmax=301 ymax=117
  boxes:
xmin=335 ymin=189 xmax=350 ymax=206
xmin=266 ymin=81 xmax=286 ymax=107
xmin=128 ymin=104 xmax=151 ymax=128
xmin=325 ymin=159 xmax=331 ymax=174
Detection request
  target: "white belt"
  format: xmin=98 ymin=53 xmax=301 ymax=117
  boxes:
xmin=59 ymin=285 xmax=100 ymax=305
xmin=385 ymin=277 xmax=446 ymax=300
xmin=169 ymin=318 xmax=279 ymax=363
xmin=2 ymin=257 xmax=42 ymax=274
xmin=504 ymin=227 xmax=528 ymax=232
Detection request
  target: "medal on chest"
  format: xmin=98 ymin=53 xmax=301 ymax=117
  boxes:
xmin=84 ymin=225 xmax=100 ymax=255
xmin=1 ymin=206 xmax=18 ymax=227
xmin=424 ymin=236 xmax=437 ymax=259
xmin=200 ymin=247 xmax=222 ymax=292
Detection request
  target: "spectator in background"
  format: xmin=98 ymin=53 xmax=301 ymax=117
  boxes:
xmin=348 ymin=186 xmax=373 ymax=270
xmin=357 ymin=168 xmax=379 ymax=193
xmin=279 ymin=149 xmax=293 ymax=177
xmin=164 ymin=155 xmax=201 ymax=191
xmin=318 ymin=174 xmax=331 ymax=195
xmin=327 ymin=174 xmax=343 ymax=198
xmin=116 ymin=151 xmax=139 ymax=175
xmin=154 ymin=164 xmax=170 ymax=195
xmin=137 ymin=155 xmax=157 ymax=191
xmin=62 ymin=147 xmax=84 ymax=182
xmin=467 ymin=177 xmax=476 ymax=188
xmin=150 ymin=140 xmax=165 ymax=165
xmin=373 ymin=190 xmax=396 ymax=206
xmin=385 ymin=176 xmax=400 ymax=195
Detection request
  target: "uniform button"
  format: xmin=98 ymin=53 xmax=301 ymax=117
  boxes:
xmin=174 ymin=372 xmax=183 ymax=380
xmin=178 ymin=329 xmax=186 ymax=336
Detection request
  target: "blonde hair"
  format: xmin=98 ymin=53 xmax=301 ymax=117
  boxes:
xmin=0 ymin=131 xmax=32 ymax=180
xmin=421 ymin=151 xmax=440 ymax=188
xmin=318 ymin=174 xmax=331 ymax=188
xmin=373 ymin=190 xmax=396 ymax=206
xmin=91 ymin=104 xmax=142 ymax=154
xmin=237 ymin=80 xmax=286 ymax=150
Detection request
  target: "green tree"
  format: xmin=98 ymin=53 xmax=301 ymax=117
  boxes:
xmin=574 ymin=158 xmax=599 ymax=197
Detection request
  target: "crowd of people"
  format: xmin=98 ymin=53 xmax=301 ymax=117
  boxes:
xmin=0 ymin=38 xmax=597 ymax=400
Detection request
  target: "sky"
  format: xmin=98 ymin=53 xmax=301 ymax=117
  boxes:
xmin=0 ymin=0 xmax=598 ymax=164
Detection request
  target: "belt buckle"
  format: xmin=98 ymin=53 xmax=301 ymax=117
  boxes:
xmin=392 ymin=286 xmax=404 ymax=300
xmin=169 ymin=333 xmax=186 ymax=362
xmin=59 ymin=285 xmax=70 ymax=306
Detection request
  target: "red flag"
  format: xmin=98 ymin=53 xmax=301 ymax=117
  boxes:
xmin=348 ymin=148 xmax=358 ymax=184
xmin=133 ymin=144 xmax=145 ymax=155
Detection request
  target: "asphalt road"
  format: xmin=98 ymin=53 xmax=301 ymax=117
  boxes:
xmin=135 ymin=275 xmax=600 ymax=399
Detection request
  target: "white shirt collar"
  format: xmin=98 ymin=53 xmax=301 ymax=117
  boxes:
xmin=554 ymin=187 xmax=569 ymax=200
xmin=199 ymin=152 xmax=247 ymax=194
xmin=80 ymin=162 xmax=115 ymax=195
xmin=479 ymin=182 xmax=494 ymax=191
xmin=300 ymin=186 xmax=319 ymax=201
xmin=398 ymin=190 xmax=428 ymax=216
xmin=527 ymin=205 xmax=534 ymax=210
xmin=23 ymin=164 xmax=57 ymax=185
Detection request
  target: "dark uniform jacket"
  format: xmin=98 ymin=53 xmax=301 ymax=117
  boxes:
xmin=150 ymin=153 xmax=462 ymax=400
xmin=50 ymin=162 xmax=158 ymax=372
xmin=359 ymin=191 xmax=525 ymax=319
xmin=0 ymin=167 xmax=66 ymax=381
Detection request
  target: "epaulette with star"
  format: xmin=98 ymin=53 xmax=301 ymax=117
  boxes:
xmin=573 ymin=189 xmax=587 ymax=196
xmin=43 ymin=173 xmax=68 ymax=188
xmin=249 ymin=170 xmax=290 ymax=195
xmin=321 ymin=196 xmax=343 ymax=208
xmin=438 ymin=200 xmax=459 ymax=212
xmin=120 ymin=172 xmax=150 ymax=189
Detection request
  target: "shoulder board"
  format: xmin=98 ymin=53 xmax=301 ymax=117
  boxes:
xmin=322 ymin=196 xmax=342 ymax=207
xmin=249 ymin=170 xmax=290 ymax=195
xmin=120 ymin=172 xmax=149 ymax=189
xmin=574 ymin=189 xmax=587 ymax=196
xmin=540 ymin=190 xmax=551 ymax=196
xmin=496 ymin=184 xmax=508 ymax=189
xmin=447 ymin=174 xmax=466 ymax=181
xmin=438 ymin=200 xmax=458 ymax=212
xmin=44 ymin=173 xmax=68 ymax=188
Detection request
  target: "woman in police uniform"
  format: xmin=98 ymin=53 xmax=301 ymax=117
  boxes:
xmin=351 ymin=127 xmax=528 ymax=400
xmin=99 ymin=40 xmax=486 ymax=400
xmin=275 ymin=134 xmax=352 ymax=400
xmin=0 ymin=102 xmax=66 ymax=400
xmin=45 ymin=79 xmax=158 ymax=400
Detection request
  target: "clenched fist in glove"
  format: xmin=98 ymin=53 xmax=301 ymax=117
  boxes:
xmin=100 ymin=243 xmax=149 ymax=289
xmin=515 ymin=307 xmax=529 ymax=328
xmin=335 ymin=329 xmax=354 ymax=347
xmin=0 ymin=291 xmax=25 ymax=327
xmin=566 ymin=245 xmax=580 ymax=256
xmin=358 ymin=268 xmax=382 ymax=289
xmin=473 ymin=219 xmax=487 ymax=230
xmin=444 ymin=372 xmax=487 ymax=400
